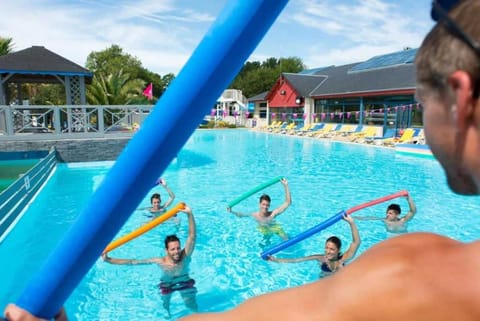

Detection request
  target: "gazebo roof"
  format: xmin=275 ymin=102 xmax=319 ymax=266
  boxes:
xmin=0 ymin=46 xmax=93 ymax=84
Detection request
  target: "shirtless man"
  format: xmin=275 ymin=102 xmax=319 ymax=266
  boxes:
xmin=228 ymin=178 xmax=291 ymax=240
xmin=102 ymin=205 xmax=197 ymax=318
xmin=178 ymin=1 xmax=480 ymax=320
xmin=355 ymin=193 xmax=417 ymax=233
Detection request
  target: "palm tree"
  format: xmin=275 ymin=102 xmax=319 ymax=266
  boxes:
xmin=0 ymin=37 xmax=14 ymax=56
xmin=86 ymin=69 xmax=146 ymax=105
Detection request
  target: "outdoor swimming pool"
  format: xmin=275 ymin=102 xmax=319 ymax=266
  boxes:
xmin=1 ymin=129 xmax=479 ymax=320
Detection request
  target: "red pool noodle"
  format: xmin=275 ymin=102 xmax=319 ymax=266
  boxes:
xmin=345 ymin=190 xmax=408 ymax=215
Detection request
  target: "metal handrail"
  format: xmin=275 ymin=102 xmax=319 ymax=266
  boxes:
xmin=0 ymin=104 xmax=153 ymax=140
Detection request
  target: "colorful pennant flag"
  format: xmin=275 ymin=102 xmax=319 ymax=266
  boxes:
xmin=143 ymin=83 xmax=153 ymax=100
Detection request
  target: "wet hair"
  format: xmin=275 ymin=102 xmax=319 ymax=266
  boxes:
xmin=150 ymin=193 xmax=161 ymax=204
xmin=259 ymin=194 xmax=271 ymax=203
xmin=164 ymin=234 xmax=180 ymax=249
xmin=387 ymin=203 xmax=401 ymax=214
xmin=326 ymin=236 xmax=342 ymax=254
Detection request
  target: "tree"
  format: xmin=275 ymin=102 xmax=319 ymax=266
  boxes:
xmin=86 ymin=45 xmax=175 ymax=100
xmin=230 ymin=56 xmax=306 ymax=98
xmin=0 ymin=37 xmax=14 ymax=56
xmin=86 ymin=69 xmax=146 ymax=105
xmin=86 ymin=45 xmax=143 ymax=79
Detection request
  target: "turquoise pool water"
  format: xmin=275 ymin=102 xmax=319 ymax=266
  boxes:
xmin=1 ymin=129 xmax=479 ymax=320
xmin=0 ymin=159 xmax=39 ymax=192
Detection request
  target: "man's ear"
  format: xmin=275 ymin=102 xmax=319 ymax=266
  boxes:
xmin=447 ymin=71 xmax=475 ymax=131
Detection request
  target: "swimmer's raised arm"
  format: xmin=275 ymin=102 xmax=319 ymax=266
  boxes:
xmin=159 ymin=179 xmax=175 ymax=209
xmin=401 ymin=193 xmax=417 ymax=223
xmin=270 ymin=178 xmax=291 ymax=217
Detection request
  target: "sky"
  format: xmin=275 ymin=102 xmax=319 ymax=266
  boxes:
xmin=1 ymin=0 xmax=435 ymax=76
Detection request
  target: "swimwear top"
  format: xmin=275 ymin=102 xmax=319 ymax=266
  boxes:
xmin=321 ymin=262 xmax=334 ymax=273
xmin=320 ymin=257 xmax=344 ymax=273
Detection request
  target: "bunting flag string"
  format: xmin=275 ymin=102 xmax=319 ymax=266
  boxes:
xmin=268 ymin=103 xmax=421 ymax=120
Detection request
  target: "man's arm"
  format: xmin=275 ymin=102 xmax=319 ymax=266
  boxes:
xmin=183 ymin=205 xmax=196 ymax=257
xmin=227 ymin=207 xmax=251 ymax=218
xmin=353 ymin=216 xmax=383 ymax=221
xmin=401 ymin=194 xmax=417 ymax=222
xmin=160 ymin=179 xmax=175 ymax=209
xmin=271 ymin=178 xmax=291 ymax=217
xmin=101 ymin=253 xmax=159 ymax=265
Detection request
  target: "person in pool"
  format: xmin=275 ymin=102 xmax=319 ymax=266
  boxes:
xmin=149 ymin=179 xmax=175 ymax=214
xmin=267 ymin=214 xmax=360 ymax=277
xmin=227 ymin=178 xmax=291 ymax=240
xmin=355 ymin=193 xmax=417 ymax=233
xmin=102 ymin=205 xmax=197 ymax=318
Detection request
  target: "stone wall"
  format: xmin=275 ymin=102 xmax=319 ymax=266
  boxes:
xmin=0 ymin=138 xmax=131 ymax=162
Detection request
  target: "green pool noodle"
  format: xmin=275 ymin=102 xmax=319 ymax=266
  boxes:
xmin=227 ymin=176 xmax=284 ymax=208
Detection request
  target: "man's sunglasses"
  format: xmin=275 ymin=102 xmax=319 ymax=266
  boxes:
xmin=431 ymin=0 xmax=480 ymax=56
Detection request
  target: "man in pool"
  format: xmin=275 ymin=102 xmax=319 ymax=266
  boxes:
xmin=227 ymin=178 xmax=291 ymax=241
xmin=177 ymin=1 xmax=480 ymax=320
xmin=102 ymin=205 xmax=197 ymax=318
xmin=355 ymin=193 xmax=417 ymax=233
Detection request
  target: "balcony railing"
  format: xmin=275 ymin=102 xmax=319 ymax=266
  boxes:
xmin=0 ymin=104 xmax=253 ymax=141
xmin=0 ymin=105 xmax=153 ymax=141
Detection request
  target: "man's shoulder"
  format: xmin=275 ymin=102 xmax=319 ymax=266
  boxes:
xmin=152 ymin=257 xmax=167 ymax=264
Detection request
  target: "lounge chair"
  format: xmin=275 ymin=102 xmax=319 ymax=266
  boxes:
xmin=278 ymin=122 xmax=296 ymax=134
xmin=292 ymin=123 xmax=312 ymax=135
xmin=270 ymin=122 xmax=287 ymax=133
xmin=328 ymin=124 xmax=357 ymax=138
xmin=316 ymin=123 xmax=343 ymax=138
xmin=263 ymin=120 xmax=281 ymax=131
xmin=379 ymin=128 xmax=420 ymax=146
xmin=298 ymin=123 xmax=324 ymax=136
xmin=347 ymin=126 xmax=378 ymax=142
xmin=364 ymin=128 xmax=396 ymax=144
xmin=308 ymin=123 xmax=335 ymax=137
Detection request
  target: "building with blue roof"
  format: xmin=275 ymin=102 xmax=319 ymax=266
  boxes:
xmin=248 ymin=48 xmax=419 ymax=133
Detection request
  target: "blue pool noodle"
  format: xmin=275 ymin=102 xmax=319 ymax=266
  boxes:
xmin=13 ymin=0 xmax=289 ymax=318
xmin=260 ymin=210 xmax=346 ymax=259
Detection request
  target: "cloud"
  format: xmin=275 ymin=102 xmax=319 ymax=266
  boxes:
xmin=0 ymin=0 xmax=433 ymax=76
xmin=266 ymin=0 xmax=433 ymax=69
xmin=0 ymin=0 xmax=217 ymax=75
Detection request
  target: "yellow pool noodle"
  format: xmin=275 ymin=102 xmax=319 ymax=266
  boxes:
xmin=103 ymin=202 xmax=185 ymax=253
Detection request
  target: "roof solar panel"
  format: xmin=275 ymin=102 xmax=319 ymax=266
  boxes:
xmin=298 ymin=66 xmax=332 ymax=75
xmin=349 ymin=48 xmax=417 ymax=72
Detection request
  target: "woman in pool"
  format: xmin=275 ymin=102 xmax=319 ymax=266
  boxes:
xmin=149 ymin=179 xmax=175 ymax=214
xmin=267 ymin=214 xmax=360 ymax=276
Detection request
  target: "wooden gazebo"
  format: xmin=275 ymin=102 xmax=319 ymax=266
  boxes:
xmin=0 ymin=46 xmax=93 ymax=105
